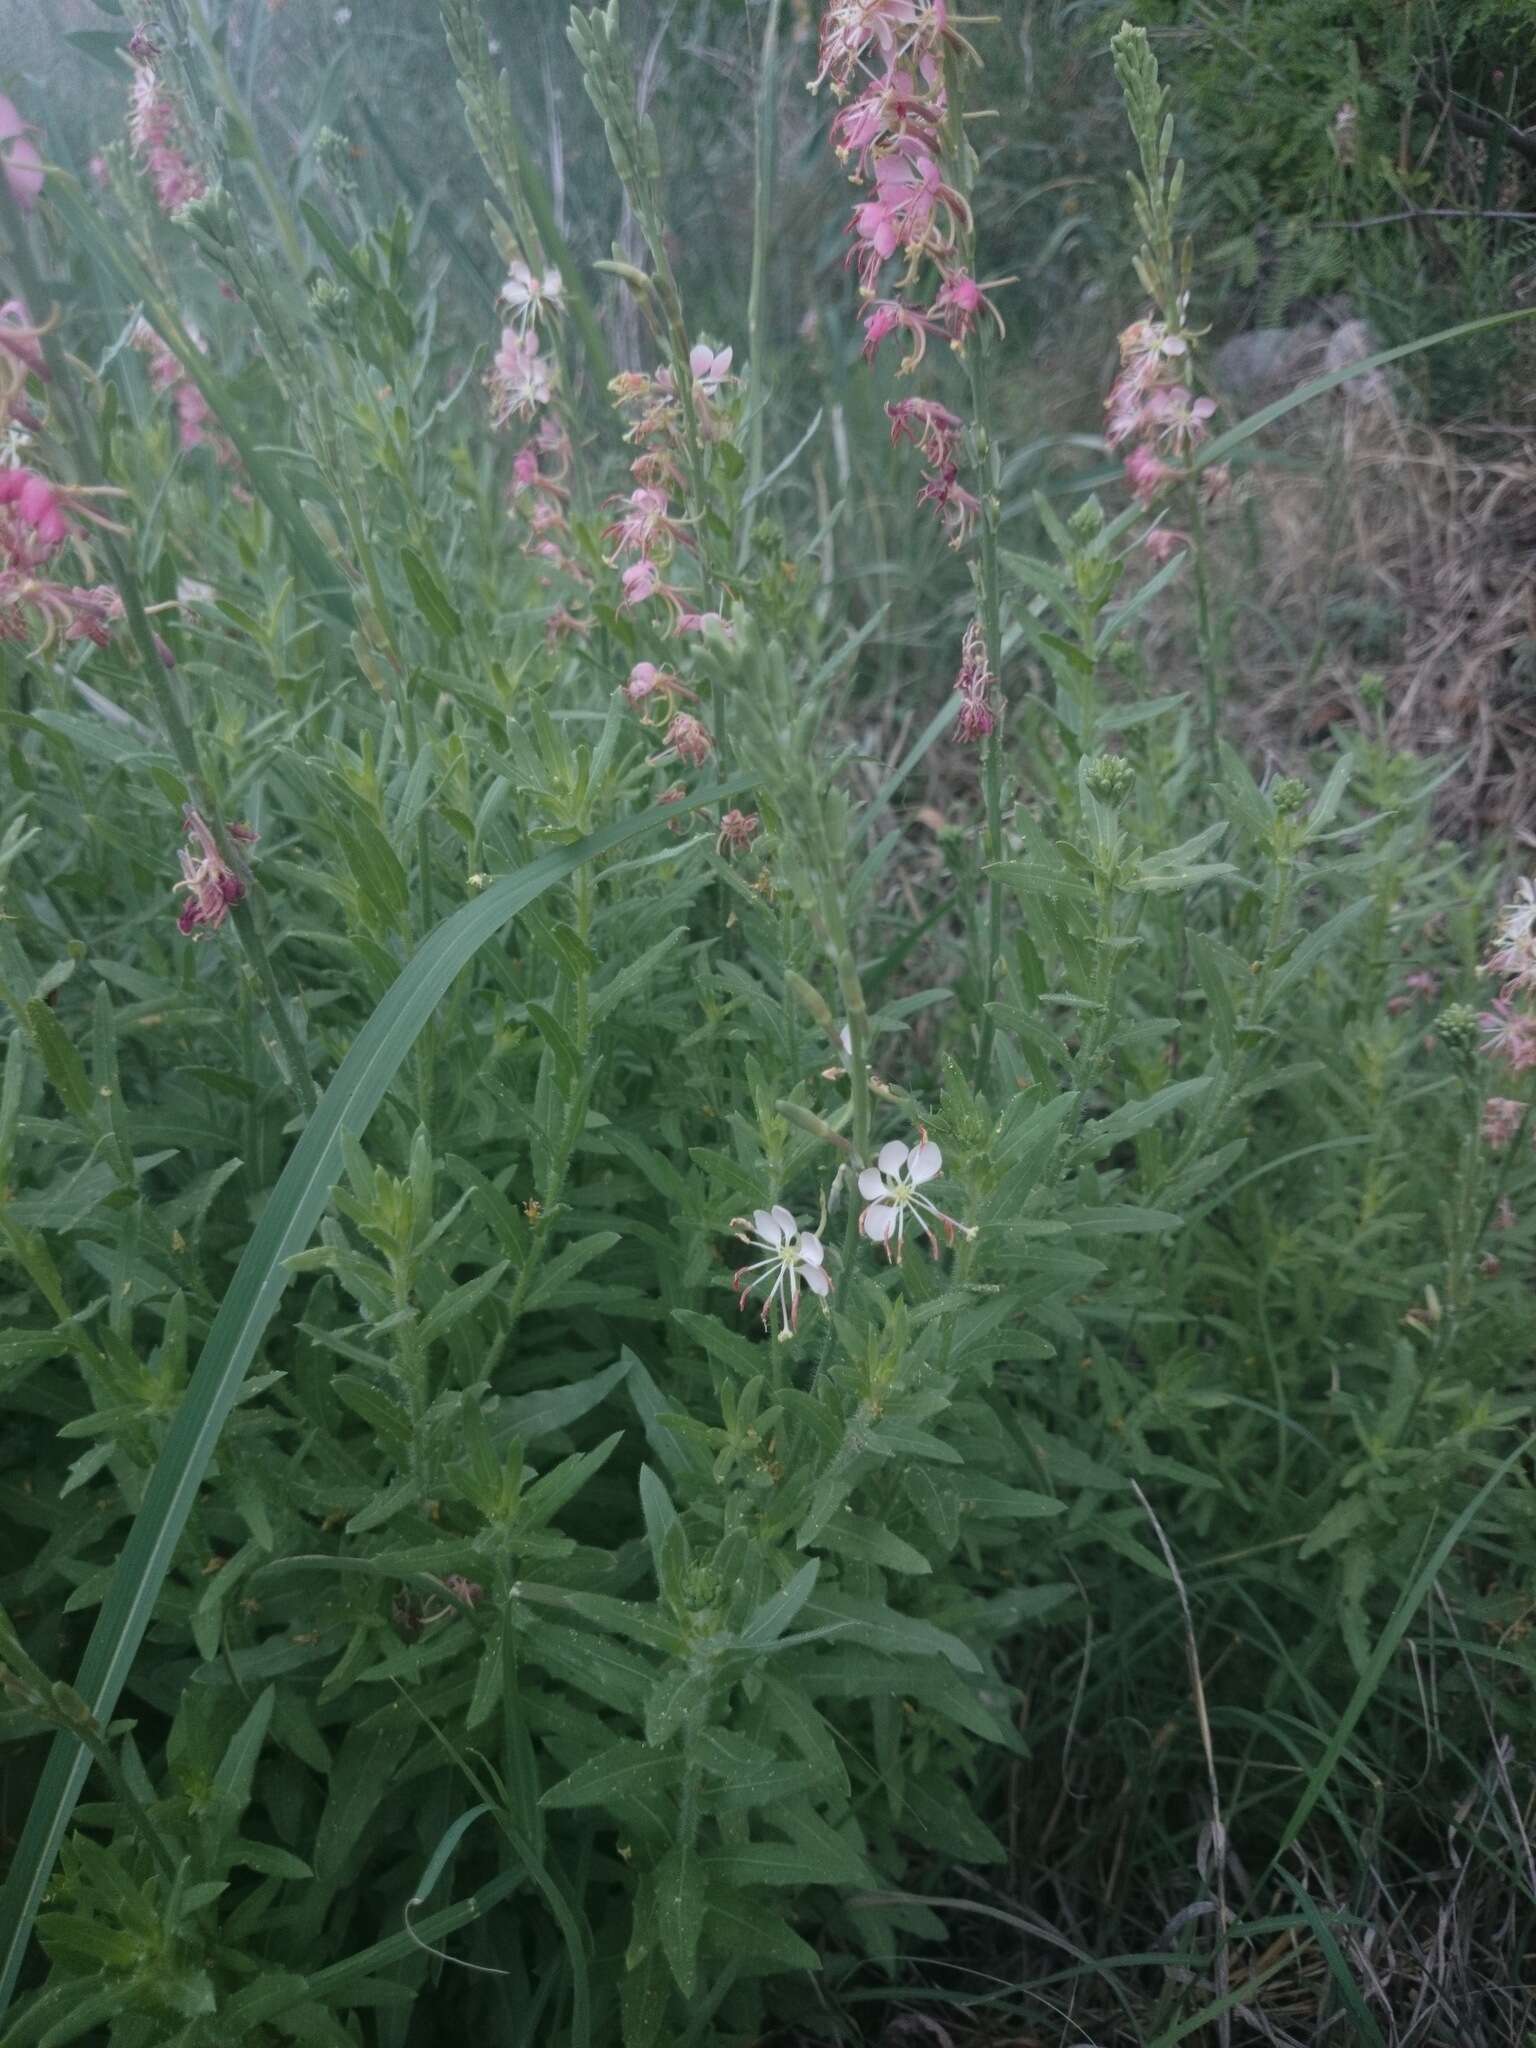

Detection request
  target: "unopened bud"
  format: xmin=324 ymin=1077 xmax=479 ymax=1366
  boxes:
xmin=1084 ymin=753 xmax=1135 ymax=805
xmin=1270 ymin=776 xmax=1309 ymax=816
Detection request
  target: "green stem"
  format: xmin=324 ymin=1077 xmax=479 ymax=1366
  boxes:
xmin=743 ymin=0 xmax=784 ymax=531
xmin=968 ymin=333 xmax=1007 ymax=1093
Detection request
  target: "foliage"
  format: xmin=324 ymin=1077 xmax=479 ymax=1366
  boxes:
xmin=1112 ymin=0 xmax=1536 ymax=413
xmin=0 ymin=6 xmax=1532 ymax=2045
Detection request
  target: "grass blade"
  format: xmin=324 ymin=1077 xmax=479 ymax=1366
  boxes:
xmin=0 ymin=777 xmax=748 ymax=2016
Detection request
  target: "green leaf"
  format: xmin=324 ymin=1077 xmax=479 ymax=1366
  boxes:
xmin=653 ymin=1845 xmax=705 ymax=1997
xmin=399 ymin=546 xmax=464 ymax=640
xmin=540 ymin=1741 xmax=680 ymax=1812
xmin=0 ymin=780 xmax=751 ymax=2012
xmin=20 ymin=1001 xmax=94 ymax=1122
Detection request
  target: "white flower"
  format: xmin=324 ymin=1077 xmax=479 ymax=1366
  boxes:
xmin=500 ymin=260 xmax=564 ymax=328
xmin=858 ymin=1131 xmax=973 ymax=1260
xmin=731 ymin=1205 xmax=831 ymax=1340
xmin=689 ymin=342 xmax=733 ymax=396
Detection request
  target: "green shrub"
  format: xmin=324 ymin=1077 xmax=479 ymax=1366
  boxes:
xmin=0 ymin=7 xmax=1531 ymax=2044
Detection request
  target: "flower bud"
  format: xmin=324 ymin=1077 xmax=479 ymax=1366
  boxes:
xmin=1269 ymin=776 xmax=1309 ymax=816
xmin=1084 ymin=753 xmax=1135 ymax=805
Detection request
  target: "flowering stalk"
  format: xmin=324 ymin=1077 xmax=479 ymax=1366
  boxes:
xmin=812 ymin=1 xmax=1010 ymax=1089
xmin=744 ymin=0 xmax=785 ymax=527
xmin=1110 ymin=24 xmax=1228 ymax=767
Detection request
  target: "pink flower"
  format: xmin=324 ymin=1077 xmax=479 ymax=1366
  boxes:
xmin=486 ymin=327 xmax=554 ymax=427
xmin=1123 ymin=444 xmax=1173 ymax=503
xmin=0 ymin=95 xmax=44 ymax=214
xmin=931 ymin=267 xmax=1005 ymax=345
xmin=128 ymin=68 xmax=205 ymax=215
xmin=860 ymin=297 xmax=940 ymax=373
xmin=174 ymin=808 xmax=251 ymax=937
xmin=1142 ymin=526 xmax=1189 ymax=565
xmin=688 ymin=342 xmax=734 ymax=396
xmin=0 ymin=466 xmax=71 ymax=564
xmin=1118 ymin=318 xmax=1189 ymax=388
xmin=1144 ymin=383 xmax=1217 ymax=455
xmin=622 ymin=660 xmax=696 ymax=723
xmin=602 ymin=486 xmax=689 ymax=566
xmin=1103 ymin=374 xmax=1148 ymax=451
xmin=813 ymin=0 xmax=957 ymax=98
xmin=1482 ymin=1096 xmax=1525 ymax=1150
xmin=831 ymin=69 xmax=945 ymax=174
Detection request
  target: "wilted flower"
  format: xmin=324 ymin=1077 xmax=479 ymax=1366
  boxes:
xmin=174 ymin=807 xmax=253 ymax=936
xmin=916 ymin=462 xmax=981 ymax=547
xmin=663 ymin=711 xmax=713 ymax=767
xmin=1481 ymin=1096 xmax=1525 ymax=1151
xmin=716 ymin=808 xmax=760 ymax=855
xmin=886 ymin=396 xmax=962 ymax=469
xmin=731 ymin=1205 xmax=831 ymax=1339
xmin=1142 ymin=525 xmax=1188 ymax=565
xmin=953 ymin=619 xmax=996 ymax=743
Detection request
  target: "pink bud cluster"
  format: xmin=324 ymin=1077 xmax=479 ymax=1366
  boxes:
xmin=0 ymin=465 xmax=130 ymax=654
xmin=174 ymin=808 xmax=256 ymax=937
xmin=1104 ymin=317 xmax=1229 ymax=559
xmin=128 ymin=63 xmax=205 ymax=215
xmin=129 ymin=320 xmax=236 ymax=465
xmin=815 ymin=3 xmax=1001 ymax=555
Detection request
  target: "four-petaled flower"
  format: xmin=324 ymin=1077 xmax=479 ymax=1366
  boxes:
xmin=858 ymin=1131 xmax=973 ymax=1258
xmin=689 ymin=342 xmax=734 ymax=396
xmin=731 ymin=1205 xmax=831 ymax=1339
xmin=500 ymin=261 xmax=564 ymax=327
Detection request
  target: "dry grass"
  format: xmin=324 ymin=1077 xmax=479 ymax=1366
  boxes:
xmin=1215 ymin=392 xmax=1536 ymax=846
